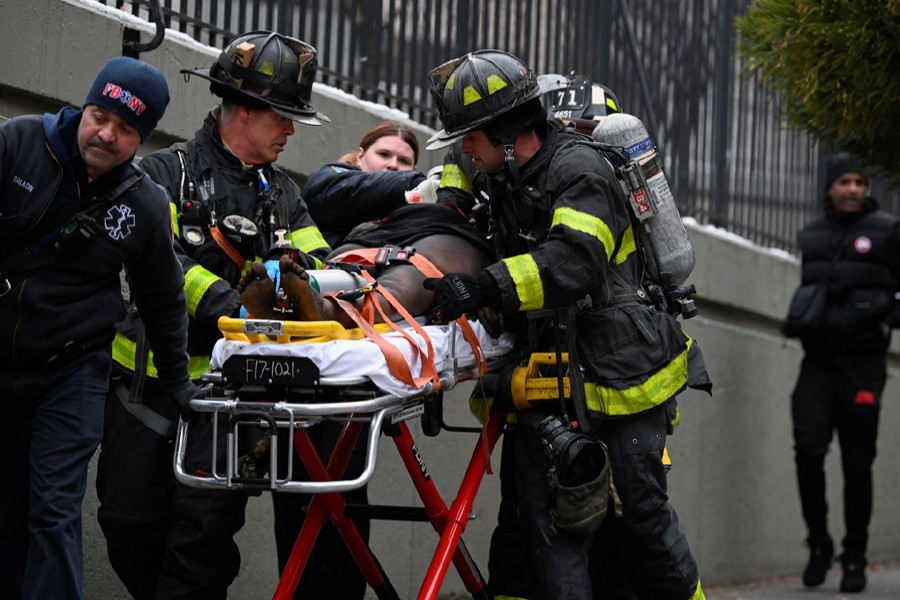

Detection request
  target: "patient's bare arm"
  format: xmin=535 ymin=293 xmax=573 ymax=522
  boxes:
xmin=239 ymin=233 xmax=491 ymax=325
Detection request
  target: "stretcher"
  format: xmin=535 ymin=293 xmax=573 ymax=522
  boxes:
xmin=173 ymin=315 xmax=520 ymax=600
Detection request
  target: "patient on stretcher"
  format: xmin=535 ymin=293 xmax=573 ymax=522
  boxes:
xmin=237 ymin=204 xmax=498 ymax=332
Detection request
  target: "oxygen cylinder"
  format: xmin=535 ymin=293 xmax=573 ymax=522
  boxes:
xmin=592 ymin=113 xmax=695 ymax=285
xmin=238 ymin=267 xmax=369 ymax=318
xmin=305 ymin=269 xmax=369 ymax=294
xmin=261 ymin=264 xmax=369 ymax=296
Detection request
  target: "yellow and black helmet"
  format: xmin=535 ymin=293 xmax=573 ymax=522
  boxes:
xmin=426 ymin=50 xmax=566 ymax=150
xmin=182 ymin=30 xmax=329 ymax=126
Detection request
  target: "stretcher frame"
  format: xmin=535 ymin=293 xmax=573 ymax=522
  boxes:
xmin=173 ymin=317 xmax=512 ymax=600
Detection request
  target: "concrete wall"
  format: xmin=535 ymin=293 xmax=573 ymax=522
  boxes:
xmin=4 ymin=1 xmax=900 ymax=598
xmin=0 ymin=0 xmax=442 ymax=181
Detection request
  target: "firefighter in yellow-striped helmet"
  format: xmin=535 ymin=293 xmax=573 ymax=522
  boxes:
xmin=426 ymin=50 xmax=566 ymax=150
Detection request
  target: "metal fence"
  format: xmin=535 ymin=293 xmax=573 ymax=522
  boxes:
xmin=105 ymin=0 xmax=899 ymax=255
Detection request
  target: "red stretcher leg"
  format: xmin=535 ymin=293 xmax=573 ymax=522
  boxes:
xmin=274 ymin=420 xmax=397 ymax=600
xmin=390 ymin=410 xmax=506 ymax=600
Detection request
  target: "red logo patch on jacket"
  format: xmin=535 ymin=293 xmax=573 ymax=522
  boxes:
xmin=854 ymin=236 xmax=873 ymax=254
xmin=854 ymin=390 xmax=876 ymax=406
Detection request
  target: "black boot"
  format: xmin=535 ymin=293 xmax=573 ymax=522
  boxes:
xmin=839 ymin=555 xmax=867 ymax=593
xmin=802 ymin=538 xmax=833 ymax=587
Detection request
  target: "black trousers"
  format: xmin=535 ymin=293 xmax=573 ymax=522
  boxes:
xmin=488 ymin=428 xmax=639 ymax=600
xmin=511 ymin=404 xmax=700 ymax=600
xmin=791 ymin=353 xmax=884 ymax=562
xmin=96 ymin=378 xmax=368 ymax=600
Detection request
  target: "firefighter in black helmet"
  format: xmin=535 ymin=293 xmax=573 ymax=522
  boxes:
xmin=548 ymin=72 xmax=621 ymax=136
xmin=424 ymin=50 xmax=710 ymax=600
xmin=427 ymin=50 xmax=567 ymax=190
xmin=94 ymin=31 xmax=365 ymax=600
xmin=186 ymin=30 xmax=329 ymax=126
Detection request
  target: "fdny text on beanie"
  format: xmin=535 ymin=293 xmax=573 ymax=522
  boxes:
xmin=825 ymin=153 xmax=867 ymax=190
xmin=83 ymin=57 xmax=171 ymax=142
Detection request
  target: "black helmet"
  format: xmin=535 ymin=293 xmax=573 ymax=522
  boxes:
xmin=549 ymin=72 xmax=621 ymax=129
xmin=426 ymin=50 xmax=566 ymax=150
xmin=182 ymin=31 xmax=329 ymax=126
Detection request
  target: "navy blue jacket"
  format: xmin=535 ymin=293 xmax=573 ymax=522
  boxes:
xmin=0 ymin=108 xmax=193 ymax=402
xmin=304 ymin=162 xmax=424 ymax=247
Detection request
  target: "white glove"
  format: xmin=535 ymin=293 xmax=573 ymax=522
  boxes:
xmin=405 ymin=165 xmax=443 ymax=204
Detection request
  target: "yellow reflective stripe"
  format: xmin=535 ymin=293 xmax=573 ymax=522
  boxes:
xmin=613 ymin=224 xmax=637 ymax=265
xmin=289 ymin=226 xmax=329 ymax=258
xmin=170 ymin=202 xmax=180 ymax=239
xmin=584 ymin=344 xmax=689 ymax=415
xmin=690 ymin=579 xmax=704 ymax=600
xmin=447 ymin=73 xmax=456 ymax=90
xmin=184 ymin=265 xmax=220 ymax=318
xmin=502 ymin=254 xmax=543 ymax=310
xmin=112 ymin=333 xmax=210 ymax=380
xmin=438 ymin=163 xmax=473 ymax=195
xmin=671 ymin=404 xmax=681 ymax=429
xmin=486 ymin=74 xmax=508 ymax=94
xmin=257 ymin=60 xmax=275 ymax=77
xmin=184 ymin=355 xmax=211 ymax=381
xmin=112 ymin=333 xmax=136 ymax=371
xmin=550 ymin=207 xmax=615 ymax=262
xmin=463 ymin=85 xmax=483 ymax=106
xmin=467 ymin=395 xmax=517 ymax=425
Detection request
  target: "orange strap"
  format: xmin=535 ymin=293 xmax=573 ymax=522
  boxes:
xmin=329 ymin=247 xmax=441 ymax=278
xmin=360 ymin=273 xmax=439 ymax=389
xmin=209 ymin=225 xmax=247 ymax=271
xmin=331 ymin=245 xmax=493 ymax=471
xmin=331 ymin=286 xmax=438 ymax=390
xmin=329 ymin=247 xmax=487 ymax=376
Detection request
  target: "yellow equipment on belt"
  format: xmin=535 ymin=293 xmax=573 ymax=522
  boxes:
xmin=510 ymin=352 xmax=571 ymax=410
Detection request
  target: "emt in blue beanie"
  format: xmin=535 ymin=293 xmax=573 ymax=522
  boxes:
xmin=0 ymin=56 xmax=196 ymax=600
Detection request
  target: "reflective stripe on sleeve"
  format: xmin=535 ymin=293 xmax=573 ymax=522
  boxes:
xmin=551 ymin=207 xmax=615 ymax=262
xmin=112 ymin=333 xmax=209 ymax=380
xmin=501 ymin=254 xmax=543 ymax=311
xmin=288 ymin=227 xmax=329 ymax=265
xmin=438 ymin=163 xmax=473 ymax=195
xmin=184 ymin=264 xmax=220 ymax=317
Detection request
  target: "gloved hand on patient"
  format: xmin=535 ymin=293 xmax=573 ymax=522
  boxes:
xmin=404 ymin=165 xmax=443 ymax=204
xmin=423 ymin=271 xmax=502 ymax=322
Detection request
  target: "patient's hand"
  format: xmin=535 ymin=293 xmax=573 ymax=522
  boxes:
xmin=237 ymin=261 xmax=279 ymax=319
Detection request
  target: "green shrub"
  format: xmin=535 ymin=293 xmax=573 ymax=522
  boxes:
xmin=736 ymin=0 xmax=900 ymax=185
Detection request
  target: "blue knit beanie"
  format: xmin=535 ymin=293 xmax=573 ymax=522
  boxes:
xmin=83 ymin=57 xmax=170 ymax=142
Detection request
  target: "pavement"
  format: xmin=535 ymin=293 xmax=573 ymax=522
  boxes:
xmin=705 ymin=560 xmax=900 ymax=599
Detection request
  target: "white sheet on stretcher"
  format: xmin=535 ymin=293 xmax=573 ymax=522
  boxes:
xmin=209 ymin=323 xmax=515 ymax=397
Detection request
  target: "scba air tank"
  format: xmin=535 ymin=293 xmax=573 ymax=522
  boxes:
xmin=592 ymin=113 xmax=695 ymax=285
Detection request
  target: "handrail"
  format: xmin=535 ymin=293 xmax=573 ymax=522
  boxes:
xmin=122 ymin=0 xmax=165 ymax=57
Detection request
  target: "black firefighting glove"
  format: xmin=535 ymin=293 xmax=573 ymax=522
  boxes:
xmin=170 ymin=382 xmax=203 ymax=423
xmin=423 ymin=271 xmax=501 ymax=322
